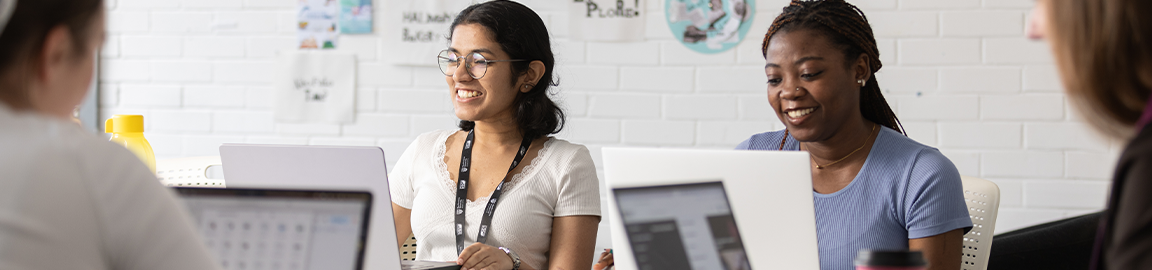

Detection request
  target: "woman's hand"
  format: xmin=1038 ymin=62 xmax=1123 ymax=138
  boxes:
xmin=456 ymin=242 xmax=514 ymax=270
xmin=593 ymin=249 xmax=613 ymax=270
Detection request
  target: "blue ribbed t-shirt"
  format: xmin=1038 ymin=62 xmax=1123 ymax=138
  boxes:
xmin=736 ymin=127 xmax=973 ymax=270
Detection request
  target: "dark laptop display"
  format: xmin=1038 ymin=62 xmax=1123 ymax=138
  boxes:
xmin=615 ymin=181 xmax=752 ymax=270
xmin=175 ymin=187 xmax=372 ymax=270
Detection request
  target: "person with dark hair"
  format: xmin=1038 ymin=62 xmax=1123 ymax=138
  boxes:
xmin=0 ymin=0 xmax=221 ymax=269
xmin=734 ymin=0 xmax=971 ymax=269
xmin=388 ymin=1 xmax=600 ymax=270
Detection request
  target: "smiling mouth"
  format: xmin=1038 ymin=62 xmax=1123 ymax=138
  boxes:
xmin=787 ymin=108 xmax=815 ymax=118
xmin=457 ymin=90 xmax=483 ymax=99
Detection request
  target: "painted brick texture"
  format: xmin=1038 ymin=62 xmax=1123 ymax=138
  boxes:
xmin=101 ymin=0 xmax=1111 ymax=234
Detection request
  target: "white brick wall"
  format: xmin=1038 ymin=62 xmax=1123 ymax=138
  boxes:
xmin=941 ymin=11 xmax=1024 ymax=37
xmin=939 ymin=67 xmax=1021 ymax=93
xmin=102 ymin=0 xmax=1113 ymax=234
xmin=869 ymin=12 xmax=937 ymax=37
xmin=899 ymin=39 xmax=982 ymax=65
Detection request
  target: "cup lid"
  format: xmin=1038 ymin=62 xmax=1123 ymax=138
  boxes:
xmin=854 ymin=249 xmax=927 ymax=267
xmin=105 ymin=115 xmax=144 ymax=133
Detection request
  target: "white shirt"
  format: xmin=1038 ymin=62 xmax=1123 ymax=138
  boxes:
xmin=389 ymin=130 xmax=601 ymax=269
xmin=0 ymin=104 xmax=220 ymax=270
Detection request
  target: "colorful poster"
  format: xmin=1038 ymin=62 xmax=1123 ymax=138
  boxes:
xmin=569 ymin=0 xmax=647 ymax=42
xmin=298 ymin=0 xmax=340 ymax=49
xmin=666 ymin=0 xmax=755 ymax=54
xmin=340 ymin=0 xmax=373 ymax=34
xmin=381 ymin=0 xmax=474 ymax=66
xmin=275 ymin=51 xmax=357 ymax=123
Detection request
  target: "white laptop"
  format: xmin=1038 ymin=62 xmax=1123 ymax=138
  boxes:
xmin=603 ymin=148 xmax=820 ymax=270
xmin=219 ymin=144 xmax=458 ymax=270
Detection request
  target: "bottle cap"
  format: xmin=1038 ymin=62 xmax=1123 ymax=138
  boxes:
xmin=105 ymin=115 xmax=144 ymax=133
xmin=854 ymin=249 xmax=927 ymax=267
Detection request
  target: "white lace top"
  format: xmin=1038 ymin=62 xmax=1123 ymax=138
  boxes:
xmin=389 ymin=130 xmax=601 ymax=269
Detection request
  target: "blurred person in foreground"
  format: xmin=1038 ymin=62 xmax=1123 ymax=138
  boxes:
xmin=0 ymin=0 xmax=220 ymax=269
xmin=1019 ymin=0 xmax=1152 ymax=269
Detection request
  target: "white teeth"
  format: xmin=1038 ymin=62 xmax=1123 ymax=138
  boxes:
xmin=456 ymin=90 xmax=481 ymax=99
xmin=787 ymin=108 xmax=815 ymax=118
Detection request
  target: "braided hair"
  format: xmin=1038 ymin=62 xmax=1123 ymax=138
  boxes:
xmin=762 ymin=0 xmax=904 ymax=135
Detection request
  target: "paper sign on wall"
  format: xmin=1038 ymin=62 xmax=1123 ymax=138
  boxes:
xmin=382 ymin=0 xmax=475 ymax=66
xmin=569 ymin=0 xmax=647 ymax=42
xmin=666 ymin=0 xmax=755 ymax=54
xmin=275 ymin=52 xmax=357 ymax=124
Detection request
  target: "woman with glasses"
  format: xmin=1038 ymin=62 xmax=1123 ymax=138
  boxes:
xmin=388 ymin=1 xmax=600 ymax=270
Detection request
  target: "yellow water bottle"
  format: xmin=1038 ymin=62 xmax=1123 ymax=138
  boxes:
xmin=105 ymin=115 xmax=156 ymax=173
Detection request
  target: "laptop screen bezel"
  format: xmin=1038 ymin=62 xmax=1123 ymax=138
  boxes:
xmin=173 ymin=187 xmax=374 ymax=270
xmin=612 ymin=180 xmax=753 ymax=270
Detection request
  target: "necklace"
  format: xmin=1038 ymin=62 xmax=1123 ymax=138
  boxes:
xmin=783 ymin=124 xmax=878 ymax=169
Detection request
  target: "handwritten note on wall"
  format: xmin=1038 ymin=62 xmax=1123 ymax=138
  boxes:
xmin=382 ymin=0 xmax=474 ymax=66
xmin=275 ymin=52 xmax=357 ymax=124
xmin=570 ymin=0 xmax=647 ymax=42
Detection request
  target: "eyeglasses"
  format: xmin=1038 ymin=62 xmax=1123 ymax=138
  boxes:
xmin=437 ymin=50 xmax=528 ymax=80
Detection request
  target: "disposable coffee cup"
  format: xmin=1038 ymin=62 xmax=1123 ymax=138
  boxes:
xmin=854 ymin=249 xmax=928 ymax=270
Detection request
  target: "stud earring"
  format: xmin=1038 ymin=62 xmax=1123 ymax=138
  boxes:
xmin=857 ymin=79 xmax=865 ymax=87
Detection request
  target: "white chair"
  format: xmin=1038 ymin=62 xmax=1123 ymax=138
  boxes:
xmin=960 ymin=176 xmax=1001 ymax=270
xmin=155 ymin=156 xmax=225 ymax=187
xmin=400 ymin=234 xmax=418 ymax=261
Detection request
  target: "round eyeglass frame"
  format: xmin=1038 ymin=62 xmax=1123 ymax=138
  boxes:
xmin=437 ymin=50 xmax=529 ymax=80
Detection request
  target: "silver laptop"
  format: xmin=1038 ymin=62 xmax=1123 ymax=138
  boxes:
xmin=219 ymin=144 xmax=458 ymax=270
xmin=603 ymin=148 xmax=820 ymax=270
xmin=175 ymin=187 xmax=373 ymax=270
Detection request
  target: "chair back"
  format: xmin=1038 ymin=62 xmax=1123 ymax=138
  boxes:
xmin=400 ymin=234 xmax=418 ymax=261
xmin=960 ymin=176 xmax=1001 ymax=270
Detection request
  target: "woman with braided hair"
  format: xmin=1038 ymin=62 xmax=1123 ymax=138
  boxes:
xmin=734 ymin=0 xmax=972 ymax=269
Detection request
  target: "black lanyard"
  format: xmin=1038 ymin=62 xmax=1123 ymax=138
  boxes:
xmin=455 ymin=130 xmax=533 ymax=254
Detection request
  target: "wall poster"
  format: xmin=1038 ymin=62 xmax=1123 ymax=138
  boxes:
xmin=275 ymin=52 xmax=357 ymax=124
xmin=382 ymin=0 xmax=476 ymax=66
xmin=298 ymin=0 xmax=340 ymax=49
xmin=340 ymin=0 xmax=374 ymax=34
xmin=569 ymin=0 xmax=647 ymax=42
xmin=666 ymin=0 xmax=755 ymax=54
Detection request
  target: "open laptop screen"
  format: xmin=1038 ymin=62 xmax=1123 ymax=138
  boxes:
xmin=175 ymin=188 xmax=372 ymax=270
xmin=614 ymin=181 xmax=752 ymax=270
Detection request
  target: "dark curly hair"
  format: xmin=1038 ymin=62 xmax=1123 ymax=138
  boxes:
xmin=762 ymin=0 xmax=904 ymax=135
xmin=449 ymin=0 xmax=564 ymax=140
